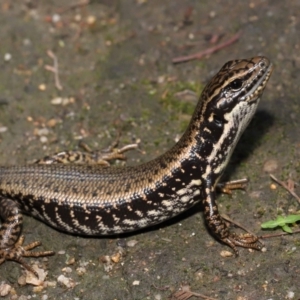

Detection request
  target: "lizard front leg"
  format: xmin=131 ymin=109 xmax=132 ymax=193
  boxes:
xmin=202 ymin=179 xmax=263 ymax=255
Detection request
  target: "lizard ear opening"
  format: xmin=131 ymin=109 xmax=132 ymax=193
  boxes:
xmin=213 ymin=113 xmax=225 ymax=127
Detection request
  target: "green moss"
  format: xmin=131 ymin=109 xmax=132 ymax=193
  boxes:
xmin=159 ymin=81 xmax=203 ymax=131
xmin=16 ymin=103 xmax=25 ymax=113
xmin=141 ymin=108 xmax=151 ymax=121
xmin=179 ymin=119 xmax=191 ymax=132
xmin=294 ymin=240 xmax=300 ymax=247
xmin=160 ymin=81 xmax=201 ymax=110
xmin=255 ymin=207 xmax=266 ymax=217
xmin=225 ymin=204 xmax=231 ymax=210
xmin=154 ymin=139 xmax=161 ymax=147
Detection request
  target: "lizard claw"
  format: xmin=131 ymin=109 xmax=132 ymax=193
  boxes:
xmin=0 ymin=235 xmax=55 ymax=276
xmin=222 ymin=232 xmax=263 ymax=256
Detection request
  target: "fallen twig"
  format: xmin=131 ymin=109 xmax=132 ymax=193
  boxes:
xmin=59 ymin=0 xmax=90 ymax=14
xmin=182 ymin=6 xmax=193 ymax=26
xmin=172 ymin=31 xmax=242 ymax=64
xmin=169 ymin=285 xmax=217 ymax=300
xmin=44 ymin=50 xmax=63 ymax=90
xmin=270 ymin=174 xmax=300 ymax=204
xmin=221 ymin=214 xmax=256 ymax=236
xmin=260 ymin=229 xmax=300 ymax=239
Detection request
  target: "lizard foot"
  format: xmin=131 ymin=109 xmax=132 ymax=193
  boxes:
xmin=221 ymin=232 xmax=263 ymax=256
xmin=0 ymin=235 xmax=55 ymax=276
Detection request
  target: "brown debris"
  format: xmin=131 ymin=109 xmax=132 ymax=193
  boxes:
xmin=270 ymin=174 xmax=300 ymax=204
xmin=168 ymin=284 xmax=217 ymax=300
xmin=44 ymin=50 xmax=63 ymax=90
xmin=172 ymin=31 xmax=242 ymax=64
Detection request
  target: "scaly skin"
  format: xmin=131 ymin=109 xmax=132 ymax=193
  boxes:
xmin=0 ymin=56 xmax=272 ymax=274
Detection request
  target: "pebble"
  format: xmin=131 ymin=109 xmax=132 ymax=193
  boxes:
xmin=220 ymin=250 xmax=233 ymax=257
xmin=127 ymin=239 xmax=138 ymax=247
xmin=0 ymin=282 xmax=11 ymax=297
xmin=47 ymin=118 xmax=58 ymax=127
xmin=62 ymin=267 xmax=72 ymax=273
xmin=287 ymin=291 xmax=295 ymax=299
xmin=52 ymin=14 xmax=61 ymax=23
xmin=57 ymin=275 xmax=76 ymax=289
xmin=86 ymin=15 xmax=96 ymax=26
xmin=0 ymin=126 xmax=8 ymax=133
xmin=39 ymin=84 xmax=46 ymax=91
xmin=40 ymin=136 xmax=48 ymax=143
xmin=263 ymin=159 xmax=278 ymax=173
xmin=35 ymin=128 xmax=50 ymax=136
xmin=3 ymin=53 xmax=11 ymax=61
xmin=76 ymin=267 xmax=87 ymax=276
xmin=51 ymin=97 xmax=75 ymax=106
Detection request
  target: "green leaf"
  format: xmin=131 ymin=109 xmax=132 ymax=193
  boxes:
xmin=282 ymin=224 xmax=293 ymax=233
xmin=261 ymin=214 xmax=300 ymax=232
xmin=283 ymin=215 xmax=300 ymax=224
xmin=261 ymin=216 xmax=285 ymax=228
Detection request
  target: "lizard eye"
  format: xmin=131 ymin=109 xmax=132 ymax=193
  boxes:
xmin=229 ymin=79 xmax=243 ymax=90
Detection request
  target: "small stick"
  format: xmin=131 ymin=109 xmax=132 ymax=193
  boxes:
xmin=172 ymin=31 xmax=242 ymax=64
xmin=221 ymin=214 xmax=256 ymax=236
xmin=170 ymin=289 xmax=217 ymax=300
xmin=182 ymin=6 xmax=193 ymax=26
xmin=59 ymin=0 xmax=90 ymax=14
xmin=270 ymin=174 xmax=300 ymax=204
xmin=44 ymin=50 xmax=63 ymax=90
xmin=260 ymin=229 xmax=300 ymax=239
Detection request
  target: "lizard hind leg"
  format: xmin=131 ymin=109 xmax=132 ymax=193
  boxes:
xmin=35 ymin=139 xmax=139 ymax=166
xmin=0 ymin=198 xmax=54 ymax=276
